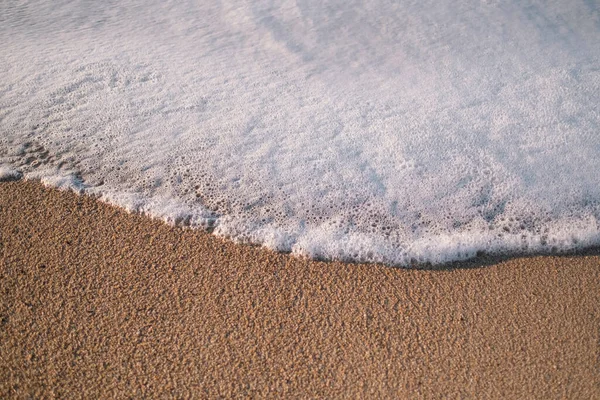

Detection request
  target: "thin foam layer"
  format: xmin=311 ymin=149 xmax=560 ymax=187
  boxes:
xmin=1 ymin=0 xmax=599 ymax=265
xmin=0 ymin=165 xmax=22 ymax=182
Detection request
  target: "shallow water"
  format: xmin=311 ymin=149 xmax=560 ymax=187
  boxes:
xmin=1 ymin=0 xmax=599 ymax=265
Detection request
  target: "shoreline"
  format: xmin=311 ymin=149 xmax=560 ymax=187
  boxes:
xmin=1 ymin=180 xmax=599 ymax=398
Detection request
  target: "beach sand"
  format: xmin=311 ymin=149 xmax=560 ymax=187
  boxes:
xmin=1 ymin=180 xmax=599 ymax=398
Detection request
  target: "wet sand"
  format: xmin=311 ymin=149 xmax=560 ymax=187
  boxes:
xmin=1 ymin=180 xmax=599 ymax=398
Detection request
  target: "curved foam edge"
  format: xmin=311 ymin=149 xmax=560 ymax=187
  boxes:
xmin=16 ymin=168 xmax=600 ymax=267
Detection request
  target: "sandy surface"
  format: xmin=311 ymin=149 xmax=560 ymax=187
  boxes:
xmin=1 ymin=180 xmax=599 ymax=398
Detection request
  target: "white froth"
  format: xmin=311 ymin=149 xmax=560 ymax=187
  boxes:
xmin=1 ymin=0 xmax=599 ymax=265
xmin=0 ymin=165 xmax=22 ymax=182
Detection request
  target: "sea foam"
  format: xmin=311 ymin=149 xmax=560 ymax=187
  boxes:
xmin=1 ymin=0 xmax=599 ymax=265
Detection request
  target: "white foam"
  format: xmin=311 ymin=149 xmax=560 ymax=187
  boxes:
xmin=0 ymin=165 xmax=22 ymax=182
xmin=26 ymin=168 xmax=83 ymax=192
xmin=1 ymin=0 xmax=599 ymax=265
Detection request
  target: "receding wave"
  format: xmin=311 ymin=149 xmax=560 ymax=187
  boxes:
xmin=1 ymin=0 xmax=599 ymax=265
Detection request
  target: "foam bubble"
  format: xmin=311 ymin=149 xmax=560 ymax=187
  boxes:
xmin=1 ymin=0 xmax=599 ymax=265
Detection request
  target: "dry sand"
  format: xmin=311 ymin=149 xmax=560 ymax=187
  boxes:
xmin=1 ymin=180 xmax=599 ymax=398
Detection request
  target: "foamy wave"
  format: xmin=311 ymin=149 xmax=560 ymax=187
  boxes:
xmin=1 ymin=0 xmax=599 ymax=265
